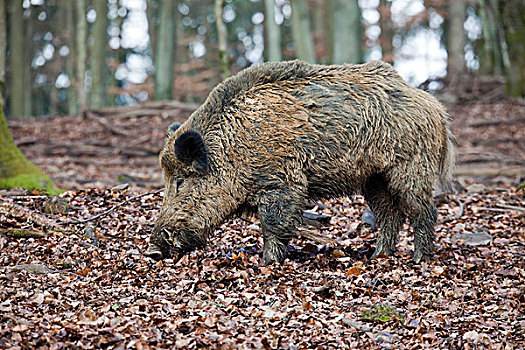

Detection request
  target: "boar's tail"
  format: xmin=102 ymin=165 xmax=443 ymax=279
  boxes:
xmin=437 ymin=126 xmax=456 ymax=193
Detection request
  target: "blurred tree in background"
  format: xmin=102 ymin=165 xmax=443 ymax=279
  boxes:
xmin=0 ymin=0 xmax=524 ymax=119
xmin=0 ymin=0 xmax=6 ymax=108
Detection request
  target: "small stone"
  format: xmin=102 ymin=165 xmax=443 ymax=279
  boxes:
xmin=10 ymin=264 xmax=52 ymax=274
xmin=452 ymin=232 xmax=492 ymax=246
xmin=111 ymin=183 xmax=130 ymax=191
xmin=373 ymin=331 xmax=394 ymax=343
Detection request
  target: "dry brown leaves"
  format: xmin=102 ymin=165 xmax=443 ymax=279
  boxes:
xmin=0 ymin=185 xmax=523 ymax=349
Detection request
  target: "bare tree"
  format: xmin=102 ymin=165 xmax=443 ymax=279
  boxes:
xmin=447 ymin=0 xmax=466 ymax=87
xmin=147 ymin=0 xmax=159 ymax=63
xmin=0 ymin=0 xmax=7 ymax=110
xmin=23 ymin=9 xmax=32 ymax=116
xmin=76 ymin=0 xmax=88 ymax=113
xmin=264 ymin=0 xmax=281 ymax=62
xmin=0 ymin=0 xmax=5 ymax=108
xmin=65 ymin=0 xmax=77 ymax=115
xmin=154 ymin=0 xmax=175 ymax=100
xmin=332 ymin=0 xmax=362 ymax=64
xmin=379 ymin=0 xmax=393 ymax=63
xmin=91 ymin=0 xmax=108 ymax=108
xmin=477 ymin=0 xmax=509 ymax=76
xmin=215 ymin=0 xmax=231 ymax=78
xmin=8 ymin=0 xmax=24 ymax=117
xmin=500 ymin=0 xmax=525 ymax=97
xmin=290 ymin=0 xmax=315 ymax=63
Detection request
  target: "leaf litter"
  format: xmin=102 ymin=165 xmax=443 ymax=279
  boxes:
xmin=1 ymin=99 xmax=524 ymax=349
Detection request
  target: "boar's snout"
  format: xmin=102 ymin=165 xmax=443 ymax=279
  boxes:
xmin=144 ymin=243 xmax=164 ymax=260
xmin=144 ymin=226 xmax=180 ymax=261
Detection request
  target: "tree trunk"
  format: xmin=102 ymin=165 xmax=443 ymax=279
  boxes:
xmin=65 ymin=0 xmax=78 ymax=115
xmin=290 ymin=0 xmax=316 ymax=63
xmin=310 ymin=0 xmax=329 ymax=63
xmin=215 ymin=0 xmax=230 ymax=79
xmin=23 ymin=10 xmax=32 ymax=116
xmin=147 ymin=0 xmax=158 ymax=63
xmin=8 ymin=0 xmax=24 ymax=117
xmin=477 ymin=0 xmax=508 ymax=75
xmin=264 ymin=0 xmax=282 ymax=62
xmin=0 ymin=0 xmax=6 ymax=108
xmin=379 ymin=0 xmax=393 ymax=63
xmin=332 ymin=0 xmax=362 ymax=64
xmin=447 ymin=0 xmax=466 ymax=72
xmin=325 ymin=0 xmax=334 ymax=63
xmin=49 ymin=81 xmax=58 ymax=116
xmin=76 ymin=0 xmax=88 ymax=113
xmin=90 ymin=0 xmax=108 ymax=108
xmin=0 ymin=106 xmax=56 ymax=192
xmin=154 ymin=0 xmax=175 ymax=100
xmin=447 ymin=0 xmax=466 ymax=90
xmin=500 ymin=0 xmax=525 ymax=97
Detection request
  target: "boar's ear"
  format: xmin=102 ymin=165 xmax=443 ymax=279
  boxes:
xmin=174 ymin=130 xmax=209 ymax=173
xmin=166 ymin=122 xmax=181 ymax=137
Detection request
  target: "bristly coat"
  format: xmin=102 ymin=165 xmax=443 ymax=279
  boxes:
xmin=146 ymin=60 xmax=455 ymax=264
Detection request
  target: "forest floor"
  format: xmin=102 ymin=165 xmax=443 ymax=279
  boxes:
xmin=1 ymin=98 xmax=524 ymax=349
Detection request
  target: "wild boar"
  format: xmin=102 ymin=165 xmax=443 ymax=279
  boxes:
xmin=145 ymin=60 xmax=455 ymax=264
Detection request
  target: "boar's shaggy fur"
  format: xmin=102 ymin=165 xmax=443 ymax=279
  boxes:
xmin=146 ymin=60 xmax=455 ymax=264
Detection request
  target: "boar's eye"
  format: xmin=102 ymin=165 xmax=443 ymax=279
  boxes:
xmin=176 ymin=179 xmax=184 ymax=188
xmin=174 ymin=130 xmax=209 ymax=174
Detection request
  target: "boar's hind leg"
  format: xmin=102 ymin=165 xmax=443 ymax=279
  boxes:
xmin=407 ymin=199 xmax=437 ymax=263
xmin=391 ymin=171 xmax=437 ymax=263
xmin=364 ymin=175 xmax=405 ymax=259
xmin=258 ymin=192 xmax=302 ymax=265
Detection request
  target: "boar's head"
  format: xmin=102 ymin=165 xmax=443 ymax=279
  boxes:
xmin=145 ymin=126 xmax=240 ymax=261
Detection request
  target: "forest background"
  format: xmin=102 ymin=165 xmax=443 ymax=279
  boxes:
xmin=1 ymin=0 xmax=524 ymax=118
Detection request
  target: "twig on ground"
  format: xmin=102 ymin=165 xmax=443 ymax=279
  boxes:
xmin=475 ymin=206 xmax=519 ymax=213
xmin=303 ymin=280 xmax=335 ymax=293
xmin=296 ymin=227 xmax=337 ymax=245
xmin=468 ymin=116 xmax=525 ymax=127
xmin=0 ymin=229 xmax=47 ymax=239
xmin=494 ymin=203 xmax=525 ymax=212
xmin=67 ymin=188 xmax=163 ymax=224
xmin=85 ymin=112 xmax=131 ymax=136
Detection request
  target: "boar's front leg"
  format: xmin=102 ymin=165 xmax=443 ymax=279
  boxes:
xmin=258 ymin=191 xmax=303 ymax=265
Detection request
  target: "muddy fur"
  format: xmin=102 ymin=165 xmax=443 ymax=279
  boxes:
xmin=146 ymin=60 xmax=455 ymax=264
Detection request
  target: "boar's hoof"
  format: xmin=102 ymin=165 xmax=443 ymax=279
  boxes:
xmin=262 ymin=239 xmax=288 ymax=265
xmin=144 ymin=244 xmax=164 ymax=261
xmin=370 ymin=243 xmax=394 ymax=260
xmin=413 ymin=249 xmax=430 ymax=264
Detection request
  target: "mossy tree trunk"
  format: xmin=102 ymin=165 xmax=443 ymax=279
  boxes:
xmin=0 ymin=106 xmax=57 ymax=192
